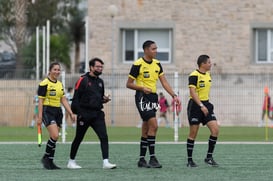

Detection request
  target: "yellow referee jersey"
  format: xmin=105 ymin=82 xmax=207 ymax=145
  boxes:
xmin=38 ymin=77 xmax=65 ymax=107
xmin=188 ymin=70 xmax=211 ymax=101
xmin=128 ymin=57 xmax=164 ymax=93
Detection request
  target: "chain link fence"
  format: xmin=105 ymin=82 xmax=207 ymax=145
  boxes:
xmin=0 ymin=69 xmax=271 ymax=127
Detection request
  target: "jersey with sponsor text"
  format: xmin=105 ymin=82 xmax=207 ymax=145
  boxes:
xmin=128 ymin=57 xmax=163 ymax=93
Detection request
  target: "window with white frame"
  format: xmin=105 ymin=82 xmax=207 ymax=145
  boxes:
xmin=255 ymin=28 xmax=273 ymax=63
xmin=121 ymin=29 xmax=172 ymax=63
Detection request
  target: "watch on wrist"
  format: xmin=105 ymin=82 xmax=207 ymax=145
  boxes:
xmin=199 ymin=103 xmax=204 ymax=108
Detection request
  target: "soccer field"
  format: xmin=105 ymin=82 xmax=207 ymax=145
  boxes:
xmin=1 ymin=126 xmax=273 ymax=181
xmin=0 ymin=143 xmax=273 ymax=181
xmin=1 ymin=126 xmax=273 ymax=142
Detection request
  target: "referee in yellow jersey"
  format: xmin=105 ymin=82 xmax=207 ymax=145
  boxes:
xmin=126 ymin=40 xmax=180 ymax=168
xmin=186 ymin=55 xmax=219 ymax=167
xmin=38 ymin=62 xmax=76 ymax=169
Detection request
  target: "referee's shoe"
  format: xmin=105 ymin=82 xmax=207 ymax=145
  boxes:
xmin=204 ymin=157 xmax=219 ymax=167
xmin=187 ymin=160 xmax=198 ymax=168
xmin=41 ymin=156 xmax=60 ymax=169
xmin=148 ymin=157 xmax=162 ymax=168
xmin=138 ymin=158 xmax=150 ymax=168
xmin=103 ymin=159 xmax=117 ymax=169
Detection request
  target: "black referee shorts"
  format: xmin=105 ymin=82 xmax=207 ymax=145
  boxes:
xmin=135 ymin=91 xmax=159 ymax=122
xmin=187 ymin=99 xmax=217 ymax=125
xmin=42 ymin=106 xmax=63 ymax=127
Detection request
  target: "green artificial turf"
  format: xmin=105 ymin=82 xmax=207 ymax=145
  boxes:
xmin=0 ymin=126 xmax=273 ymax=142
xmin=0 ymin=143 xmax=272 ymax=181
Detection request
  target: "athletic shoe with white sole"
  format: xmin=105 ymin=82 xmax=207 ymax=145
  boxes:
xmin=204 ymin=158 xmax=219 ymax=167
xmin=103 ymin=162 xmax=117 ymax=169
xmin=67 ymin=159 xmax=82 ymax=169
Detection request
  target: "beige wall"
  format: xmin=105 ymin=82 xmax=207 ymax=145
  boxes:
xmin=0 ymin=80 xmax=37 ymax=126
xmin=88 ymin=0 xmax=273 ymax=74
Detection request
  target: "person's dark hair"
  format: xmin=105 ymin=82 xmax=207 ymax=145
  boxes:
xmin=89 ymin=57 xmax=104 ymax=67
xmin=142 ymin=40 xmax=155 ymax=50
xmin=49 ymin=62 xmax=60 ymax=71
xmin=197 ymin=55 xmax=210 ymax=67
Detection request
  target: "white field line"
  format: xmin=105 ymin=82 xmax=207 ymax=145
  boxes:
xmin=0 ymin=141 xmax=273 ymax=145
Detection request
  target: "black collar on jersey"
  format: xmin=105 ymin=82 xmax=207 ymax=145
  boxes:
xmin=142 ymin=57 xmax=153 ymax=64
xmin=47 ymin=77 xmax=57 ymax=83
xmin=196 ymin=69 xmax=206 ymax=75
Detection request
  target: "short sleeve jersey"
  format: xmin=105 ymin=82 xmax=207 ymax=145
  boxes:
xmin=128 ymin=57 xmax=163 ymax=93
xmin=188 ymin=70 xmax=211 ymax=101
xmin=38 ymin=77 xmax=65 ymax=107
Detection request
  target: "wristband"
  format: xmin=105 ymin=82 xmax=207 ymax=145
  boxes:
xmin=199 ymin=103 xmax=204 ymax=108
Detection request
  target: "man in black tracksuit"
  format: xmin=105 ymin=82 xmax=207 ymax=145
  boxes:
xmin=67 ymin=58 xmax=116 ymax=169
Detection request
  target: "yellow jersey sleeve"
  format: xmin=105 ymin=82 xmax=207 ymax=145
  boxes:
xmin=38 ymin=78 xmax=65 ymax=107
xmin=128 ymin=58 xmax=163 ymax=93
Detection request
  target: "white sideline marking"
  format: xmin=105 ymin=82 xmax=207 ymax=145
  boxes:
xmin=0 ymin=141 xmax=273 ymax=145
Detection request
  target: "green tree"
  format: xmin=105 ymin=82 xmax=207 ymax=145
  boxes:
xmin=50 ymin=34 xmax=71 ymax=67
xmin=23 ymin=34 xmax=71 ymax=76
xmin=27 ymin=0 xmax=86 ymax=73
xmin=0 ymin=0 xmax=86 ymax=77
xmin=0 ymin=0 xmax=16 ymax=52
xmin=67 ymin=7 xmax=86 ymax=73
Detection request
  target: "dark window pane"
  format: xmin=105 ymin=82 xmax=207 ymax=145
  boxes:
xmin=156 ymin=52 xmax=169 ymax=61
xmin=125 ymin=50 xmax=134 ymax=61
xmin=258 ymin=30 xmax=267 ymax=61
xmin=124 ymin=30 xmax=134 ymax=61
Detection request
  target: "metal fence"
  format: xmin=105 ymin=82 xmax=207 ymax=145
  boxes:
xmin=0 ymin=69 xmax=272 ymax=127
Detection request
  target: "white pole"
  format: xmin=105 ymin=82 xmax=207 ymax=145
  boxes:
xmin=110 ymin=15 xmax=115 ymax=126
xmin=36 ymin=26 xmax=39 ymax=82
xmin=61 ymin=71 xmax=66 ymax=143
xmin=108 ymin=5 xmax=118 ymax=126
xmin=174 ymin=72 xmax=179 ymax=142
xmin=42 ymin=26 xmax=46 ymax=76
xmin=85 ymin=16 xmax=89 ymax=73
xmin=46 ymin=20 xmax=50 ymax=72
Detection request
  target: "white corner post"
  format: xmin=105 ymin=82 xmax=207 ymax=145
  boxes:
xmin=36 ymin=26 xmax=40 ymax=82
xmin=42 ymin=26 xmax=46 ymax=76
xmin=46 ymin=20 xmax=50 ymax=73
xmin=174 ymin=72 xmax=179 ymax=142
xmin=61 ymin=71 xmax=66 ymax=143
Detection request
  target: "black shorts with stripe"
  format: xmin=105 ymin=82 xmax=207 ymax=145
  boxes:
xmin=135 ymin=91 xmax=159 ymax=122
xmin=42 ymin=106 xmax=63 ymax=127
xmin=187 ymin=99 xmax=217 ymax=125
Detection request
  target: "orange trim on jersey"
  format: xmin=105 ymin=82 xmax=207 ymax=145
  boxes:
xmin=75 ymin=77 xmax=84 ymax=90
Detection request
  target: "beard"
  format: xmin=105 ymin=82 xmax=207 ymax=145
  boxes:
xmin=94 ymin=71 xmax=102 ymax=76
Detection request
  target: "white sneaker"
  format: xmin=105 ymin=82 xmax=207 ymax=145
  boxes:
xmin=103 ymin=162 xmax=117 ymax=169
xmin=67 ymin=159 xmax=82 ymax=169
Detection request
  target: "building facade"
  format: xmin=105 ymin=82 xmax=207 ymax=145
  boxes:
xmin=88 ymin=0 xmax=273 ymax=74
xmin=3 ymin=0 xmax=273 ymax=127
